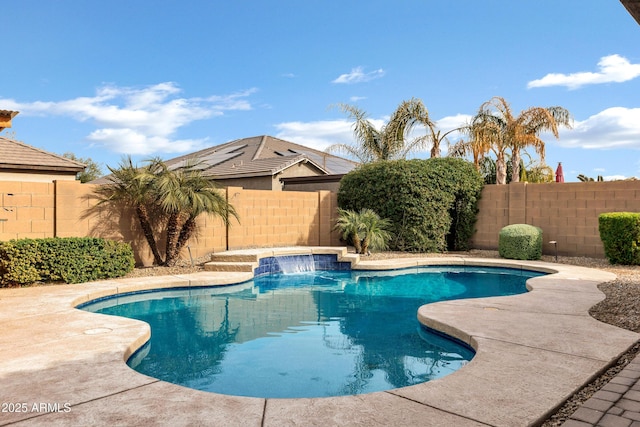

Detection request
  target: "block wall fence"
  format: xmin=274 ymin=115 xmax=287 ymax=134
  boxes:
xmin=0 ymin=181 xmax=341 ymax=265
xmin=1 ymin=179 xmax=639 ymax=262
xmin=471 ymin=180 xmax=640 ymax=258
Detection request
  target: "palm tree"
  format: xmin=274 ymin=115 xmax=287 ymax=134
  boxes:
xmin=334 ymin=208 xmax=364 ymax=253
xmin=463 ymin=97 xmax=572 ymax=185
xmin=358 ymin=209 xmax=392 ymax=255
xmin=577 ymin=174 xmax=604 ymax=182
xmin=152 ymin=159 xmax=238 ymax=266
xmin=94 ymin=157 xmax=238 ymax=266
xmin=448 ymin=120 xmax=493 ymax=171
xmin=333 ymin=208 xmax=391 ymax=255
xmin=94 ymin=156 xmax=164 ymax=265
xmin=326 ymin=98 xmax=435 ymax=162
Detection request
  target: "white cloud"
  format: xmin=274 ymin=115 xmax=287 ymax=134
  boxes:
xmin=349 ymin=96 xmax=367 ymax=102
xmin=434 ymin=114 xmax=471 ymax=144
xmin=603 ymin=174 xmax=628 ymax=181
xmin=332 ymin=67 xmax=385 ymax=84
xmin=274 ymin=119 xmax=357 ymax=151
xmin=0 ymin=83 xmax=256 ymax=155
xmin=274 ymin=114 xmax=470 ymax=156
xmin=554 ymin=107 xmax=640 ymax=149
xmin=528 ymin=54 xmax=640 ymax=89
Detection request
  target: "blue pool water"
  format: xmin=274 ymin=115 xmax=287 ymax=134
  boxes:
xmin=81 ymin=265 xmax=543 ymax=398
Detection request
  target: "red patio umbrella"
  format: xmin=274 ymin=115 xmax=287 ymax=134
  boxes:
xmin=555 ymin=162 xmax=564 ymax=183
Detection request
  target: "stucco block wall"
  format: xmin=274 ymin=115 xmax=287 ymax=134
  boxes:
xmin=226 ymin=187 xmax=340 ymax=249
xmin=472 ymin=181 xmax=640 ymax=258
xmin=3 ymin=178 xmax=638 ymax=261
xmin=0 ymin=180 xmax=342 ymax=265
xmin=0 ymin=181 xmax=55 ymax=240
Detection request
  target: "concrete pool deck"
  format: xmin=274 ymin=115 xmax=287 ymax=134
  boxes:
xmin=0 ymin=247 xmax=638 ymax=426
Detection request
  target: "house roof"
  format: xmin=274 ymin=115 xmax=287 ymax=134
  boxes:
xmin=0 ymin=137 xmax=86 ymax=173
xmin=163 ymin=135 xmax=358 ymax=178
xmin=621 ymin=0 xmax=640 ymax=25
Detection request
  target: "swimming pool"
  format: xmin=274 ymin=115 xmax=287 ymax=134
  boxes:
xmin=81 ymin=265 xmax=543 ymax=398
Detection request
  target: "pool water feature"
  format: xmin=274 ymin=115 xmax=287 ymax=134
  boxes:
xmin=82 ymin=266 xmax=543 ymax=399
xmin=275 ymin=254 xmax=316 ymax=274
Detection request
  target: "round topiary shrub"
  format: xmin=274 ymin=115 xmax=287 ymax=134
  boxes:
xmin=499 ymin=224 xmax=543 ymax=260
xmin=337 ymin=158 xmax=484 ymax=252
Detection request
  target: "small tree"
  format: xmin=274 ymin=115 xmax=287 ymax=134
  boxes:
xmin=62 ymin=152 xmax=103 ymax=183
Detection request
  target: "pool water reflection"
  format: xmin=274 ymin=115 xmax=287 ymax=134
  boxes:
xmin=83 ymin=266 xmax=542 ymax=398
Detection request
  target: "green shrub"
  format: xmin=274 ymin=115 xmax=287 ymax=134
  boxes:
xmin=498 ymin=224 xmax=543 ymax=260
xmin=599 ymin=212 xmax=640 ymax=265
xmin=0 ymin=237 xmax=135 ymax=287
xmin=337 ymin=158 xmax=484 ymax=252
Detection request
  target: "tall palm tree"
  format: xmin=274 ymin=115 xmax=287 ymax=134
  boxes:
xmin=462 ymin=97 xmax=572 ymax=185
xmin=448 ymin=119 xmax=493 ymax=171
xmin=326 ymin=98 xmax=435 ymax=162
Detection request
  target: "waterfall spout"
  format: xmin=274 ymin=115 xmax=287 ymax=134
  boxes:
xmin=275 ymin=254 xmax=316 ymax=274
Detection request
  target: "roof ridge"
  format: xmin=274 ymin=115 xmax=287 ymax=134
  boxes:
xmin=252 ymin=135 xmax=268 ymax=161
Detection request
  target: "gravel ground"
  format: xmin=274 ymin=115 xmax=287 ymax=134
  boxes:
xmin=125 ymin=249 xmax=640 ymax=425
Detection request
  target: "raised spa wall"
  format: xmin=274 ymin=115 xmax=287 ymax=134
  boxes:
xmin=253 ymin=254 xmax=352 ymax=276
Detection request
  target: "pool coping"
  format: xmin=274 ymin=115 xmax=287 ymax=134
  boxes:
xmin=1 ymin=246 xmax=638 ymax=426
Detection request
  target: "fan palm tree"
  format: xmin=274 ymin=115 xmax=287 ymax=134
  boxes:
xmin=463 ymin=97 xmax=572 ymax=185
xmin=326 ymin=98 xmax=436 ymax=162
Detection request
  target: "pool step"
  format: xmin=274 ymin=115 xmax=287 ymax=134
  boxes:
xmin=204 ymin=261 xmax=257 ymax=272
xmin=210 ymin=253 xmax=259 ymax=263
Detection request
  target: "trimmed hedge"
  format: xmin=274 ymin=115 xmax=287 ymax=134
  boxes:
xmin=337 ymin=158 xmax=484 ymax=252
xmin=0 ymin=237 xmax=135 ymax=287
xmin=599 ymin=212 xmax=640 ymax=265
xmin=499 ymin=224 xmax=543 ymax=260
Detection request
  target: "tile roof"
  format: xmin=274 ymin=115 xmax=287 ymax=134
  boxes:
xmin=0 ymin=137 xmax=86 ymax=172
xmin=164 ymin=135 xmax=358 ymax=178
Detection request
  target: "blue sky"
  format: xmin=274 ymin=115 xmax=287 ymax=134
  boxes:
xmin=2 ymin=1 xmax=639 ymax=181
